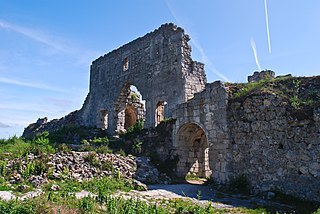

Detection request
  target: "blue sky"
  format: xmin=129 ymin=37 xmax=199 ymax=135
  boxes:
xmin=0 ymin=0 xmax=320 ymax=138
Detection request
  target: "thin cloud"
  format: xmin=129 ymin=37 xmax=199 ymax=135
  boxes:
xmin=0 ymin=103 xmax=54 ymax=114
xmin=0 ymin=122 xmax=10 ymax=128
xmin=165 ymin=0 xmax=229 ymax=82
xmin=0 ymin=76 xmax=66 ymax=93
xmin=264 ymin=0 xmax=272 ymax=54
xmin=0 ymin=19 xmax=101 ymax=67
xmin=0 ymin=19 xmax=66 ymax=52
xmin=250 ymin=38 xmax=262 ymax=71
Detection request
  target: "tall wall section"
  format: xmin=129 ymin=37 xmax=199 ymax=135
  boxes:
xmin=79 ymin=23 xmax=206 ymax=134
xmin=172 ymin=81 xmax=231 ymax=181
xmin=228 ymin=89 xmax=320 ymax=202
xmin=172 ymin=76 xmax=320 ymax=202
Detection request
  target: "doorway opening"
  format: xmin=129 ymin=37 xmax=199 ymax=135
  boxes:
xmin=175 ymin=123 xmax=212 ymax=182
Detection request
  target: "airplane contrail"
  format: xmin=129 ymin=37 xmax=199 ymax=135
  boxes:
xmin=251 ymin=39 xmax=262 ymax=71
xmin=264 ymin=0 xmax=272 ymax=54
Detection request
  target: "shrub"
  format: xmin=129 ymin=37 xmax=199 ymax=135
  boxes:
xmin=84 ymin=152 xmax=101 ymax=167
xmin=31 ymin=132 xmax=55 ymax=155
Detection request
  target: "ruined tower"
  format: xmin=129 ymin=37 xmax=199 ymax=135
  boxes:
xmin=78 ymin=23 xmax=207 ymax=134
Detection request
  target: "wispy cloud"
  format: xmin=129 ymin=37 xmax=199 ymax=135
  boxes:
xmin=264 ymin=0 xmax=272 ymax=54
xmin=250 ymin=38 xmax=262 ymax=71
xmin=0 ymin=19 xmax=67 ymax=52
xmin=0 ymin=103 xmax=54 ymax=114
xmin=0 ymin=122 xmax=10 ymax=128
xmin=0 ymin=76 xmax=66 ymax=93
xmin=0 ymin=19 xmax=100 ymax=66
xmin=165 ymin=0 xmax=229 ymax=82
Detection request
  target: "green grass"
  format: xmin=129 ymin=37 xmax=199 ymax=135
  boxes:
xmin=0 ymin=136 xmax=31 ymax=159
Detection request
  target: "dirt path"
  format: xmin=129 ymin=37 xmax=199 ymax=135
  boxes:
xmin=114 ymin=182 xmax=295 ymax=212
xmin=0 ymin=182 xmax=296 ymax=212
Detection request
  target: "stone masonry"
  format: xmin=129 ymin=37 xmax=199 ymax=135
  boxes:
xmin=78 ymin=23 xmax=206 ymax=134
xmin=23 ymin=24 xmax=320 ymax=202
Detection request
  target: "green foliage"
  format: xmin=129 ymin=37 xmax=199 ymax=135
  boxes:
xmin=132 ymin=139 xmax=142 ymax=155
xmin=101 ymin=160 xmax=114 ymax=172
xmin=57 ymin=143 xmax=71 ymax=153
xmin=232 ymin=79 xmax=269 ymax=99
xmin=0 ymin=160 xmax=7 ymax=177
xmin=91 ymin=136 xmax=109 ymax=145
xmin=95 ymin=145 xmax=112 ymax=154
xmin=22 ymin=159 xmax=48 ymax=178
xmin=0 ymin=199 xmax=36 ymax=214
xmin=0 ymin=136 xmax=31 ymax=160
xmin=30 ymin=132 xmax=55 ymax=155
xmin=131 ymin=92 xmax=139 ymax=102
xmin=123 ymin=119 xmax=144 ymax=137
xmin=83 ymin=152 xmax=101 ymax=167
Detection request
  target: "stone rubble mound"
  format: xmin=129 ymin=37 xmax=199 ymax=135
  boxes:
xmin=6 ymin=152 xmax=170 ymax=187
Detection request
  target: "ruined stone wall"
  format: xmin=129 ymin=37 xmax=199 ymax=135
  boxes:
xmin=172 ymin=77 xmax=320 ymax=202
xmin=228 ymin=94 xmax=320 ymax=202
xmin=172 ymin=81 xmax=231 ymax=181
xmin=79 ymin=23 xmax=206 ymax=134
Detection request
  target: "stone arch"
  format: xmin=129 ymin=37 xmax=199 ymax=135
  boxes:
xmin=115 ymin=83 xmax=145 ymax=133
xmin=175 ymin=122 xmax=212 ymax=179
xmin=79 ymin=24 xmax=207 ymax=134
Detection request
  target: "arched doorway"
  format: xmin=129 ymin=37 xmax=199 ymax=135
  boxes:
xmin=115 ymin=83 xmax=145 ymax=133
xmin=176 ymin=123 xmax=212 ymax=179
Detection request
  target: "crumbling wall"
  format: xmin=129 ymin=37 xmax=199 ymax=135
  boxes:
xmin=172 ymin=81 xmax=231 ymax=181
xmin=228 ymin=93 xmax=320 ymax=202
xmin=79 ymin=23 xmax=206 ymax=134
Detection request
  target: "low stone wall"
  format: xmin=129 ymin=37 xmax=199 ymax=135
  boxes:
xmin=228 ymin=94 xmax=320 ymax=202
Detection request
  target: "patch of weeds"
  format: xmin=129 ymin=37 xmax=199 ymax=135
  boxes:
xmin=132 ymin=139 xmax=142 ymax=155
xmin=22 ymin=159 xmax=48 ymax=178
xmin=121 ymin=119 xmax=145 ymax=139
xmin=185 ymin=173 xmax=202 ymax=181
xmin=0 ymin=136 xmax=31 ymax=160
xmin=83 ymin=152 xmax=101 ymax=167
xmin=30 ymin=131 xmax=55 ymax=155
xmin=91 ymin=137 xmax=109 ymax=146
xmin=101 ymin=160 xmax=114 ymax=172
xmin=95 ymin=145 xmax=112 ymax=154
xmin=131 ymin=91 xmax=139 ymax=102
xmin=57 ymin=143 xmax=71 ymax=153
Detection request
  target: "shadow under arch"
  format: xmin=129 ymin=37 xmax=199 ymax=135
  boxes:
xmin=175 ymin=122 xmax=212 ymax=180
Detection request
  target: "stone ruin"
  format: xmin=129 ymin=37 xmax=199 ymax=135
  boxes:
xmin=23 ymin=23 xmax=320 ymax=202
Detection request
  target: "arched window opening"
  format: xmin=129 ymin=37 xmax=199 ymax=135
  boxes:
xmin=155 ymin=101 xmax=167 ymax=126
xmin=123 ymin=57 xmax=129 ymax=71
xmin=99 ymin=110 xmax=108 ymax=129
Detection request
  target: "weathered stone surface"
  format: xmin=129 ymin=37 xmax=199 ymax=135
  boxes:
xmin=21 ymin=23 xmax=320 ymax=203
